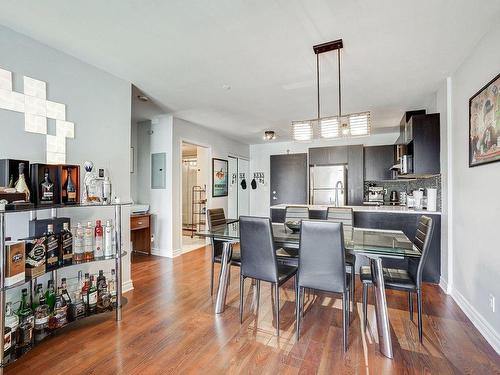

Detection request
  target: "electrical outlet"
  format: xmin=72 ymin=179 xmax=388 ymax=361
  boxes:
xmin=489 ymin=294 xmax=495 ymax=313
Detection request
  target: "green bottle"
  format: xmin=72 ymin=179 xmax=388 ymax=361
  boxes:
xmin=45 ymin=280 xmax=56 ymax=312
xmin=17 ymin=288 xmax=34 ymax=323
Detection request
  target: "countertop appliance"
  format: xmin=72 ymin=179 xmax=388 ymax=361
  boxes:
xmin=366 ymin=185 xmax=385 ymax=204
xmin=389 ymin=190 xmax=399 ymax=205
xmin=309 ymin=165 xmax=346 ymax=206
xmin=400 ymin=155 xmax=413 ymax=175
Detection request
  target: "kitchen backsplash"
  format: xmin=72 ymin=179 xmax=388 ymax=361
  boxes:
xmin=364 ymin=175 xmax=441 ymax=210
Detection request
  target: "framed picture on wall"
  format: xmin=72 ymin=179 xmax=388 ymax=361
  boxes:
xmin=212 ymin=158 xmax=228 ymax=197
xmin=469 ymin=72 xmax=500 ymax=167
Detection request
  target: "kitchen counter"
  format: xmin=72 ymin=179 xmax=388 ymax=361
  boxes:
xmin=270 ymin=204 xmax=441 ymax=215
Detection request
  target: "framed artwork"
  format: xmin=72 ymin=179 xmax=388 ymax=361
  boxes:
xmin=212 ymin=158 xmax=228 ymax=197
xmin=469 ymin=72 xmax=500 ymax=167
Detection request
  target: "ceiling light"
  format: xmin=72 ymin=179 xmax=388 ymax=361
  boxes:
xmin=292 ymin=121 xmax=313 ymax=141
xmin=292 ymin=39 xmax=370 ymax=140
xmin=137 ymin=95 xmax=149 ymax=102
xmin=263 ymin=130 xmax=276 ymax=141
xmin=222 ymin=84 xmax=232 ymax=90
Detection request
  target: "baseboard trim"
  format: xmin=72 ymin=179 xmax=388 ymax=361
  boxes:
xmin=451 ymin=288 xmax=500 ymax=354
xmin=172 ymin=248 xmax=182 ymax=258
xmin=439 ymin=277 xmax=449 ymax=294
xmin=122 ymin=280 xmax=134 ymax=293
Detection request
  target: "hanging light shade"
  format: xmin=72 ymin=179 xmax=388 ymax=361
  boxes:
xmin=292 ymin=121 xmax=313 ymax=141
xmin=292 ymin=39 xmax=370 ymax=141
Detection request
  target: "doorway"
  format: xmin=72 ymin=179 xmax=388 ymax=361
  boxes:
xmin=181 ymin=141 xmax=209 ymax=253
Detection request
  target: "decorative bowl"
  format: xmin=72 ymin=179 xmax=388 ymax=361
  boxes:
xmin=284 ymin=220 xmax=301 ymax=233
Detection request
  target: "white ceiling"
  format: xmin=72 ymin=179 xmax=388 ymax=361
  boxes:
xmin=1 ymin=0 xmax=499 ymax=144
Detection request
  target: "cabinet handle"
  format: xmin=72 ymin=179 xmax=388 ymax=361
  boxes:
xmin=138 ymin=221 xmax=143 ymax=225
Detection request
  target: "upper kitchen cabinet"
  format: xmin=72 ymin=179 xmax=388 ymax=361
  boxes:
xmin=364 ymin=145 xmax=394 ymax=181
xmin=397 ymin=109 xmax=426 ymax=144
xmin=309 ymin=146 xmax=348 ymax=165
xmin=407 ymin=113 xmax=440 ymax=175
xmin=270 ymin=153 xmax=308 ymax=206
xmin=347 ymin=145 xmax=364 ymax=205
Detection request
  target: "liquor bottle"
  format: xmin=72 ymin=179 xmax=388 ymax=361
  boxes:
xmin=60 ymin=278 xmax=72 ymax=305
xmin=32 ymin=283 xmax=45 ymax=310
xmin=14 ymin=162 xmax=30 ymax=201
xmin=68 ymin=291 xmax=86 ymax=322
xmin=73 ymin=223 xmax=85 ymax=263
xmin=104 ymin=220 xmax=114 ymax=257
xmin=8 ymin=174 xmax=14 ymax=188
xmin=45 ymin=280 xmax=56 ymax=312
xmin=40 ymin=168 xmax=54 ymax=204
xmin=45 ymin=224 xmax=59 ymax=272
xmin=49 ymin=286 xmax=67 ymax=330
xmin=87 ymin=275 xmax=98 ymax=315
xmin=81 ymin=273 xmax=90 ymax=308
xmin=102 ymin=176 xmax=112 ymax=204
xmin=84 ymin=222 xmax=94 ymax=261
xmin=96 ymin=272 xmax=111 ymax=314
xmin=33 ymin=303 xmax=49 ymax=342
xmin=59 ymin=222 xmax=73 ymax=266
xmin=109 ymin=269 xmax=116 ymax=309
xmin=5 ymin=302 xmax=19 ymax=355
xmin=16 ymin=289 xmax=34 ymax=354
xmin=63 ymin=167 xmax=77 ymax=204
xmin=77 ymin=270 xmax=84 ymax=293
xmin=94 ymin=220 xmax=104 ymax=259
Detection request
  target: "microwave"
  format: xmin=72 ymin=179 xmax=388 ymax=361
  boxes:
xmin=401 ymin=155 xmax=413 ymax=174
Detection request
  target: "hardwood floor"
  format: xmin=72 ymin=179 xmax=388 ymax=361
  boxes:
xmin=6 ymin=246 xmax=500 ymax=374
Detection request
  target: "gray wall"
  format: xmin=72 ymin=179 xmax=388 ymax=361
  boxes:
xmin=0 ymin=25 xmax=133 ymax=291
xmin=130 ymin=120 xmax=151 ymax=204
xmin=450 ymin=22 xmax=500 ymax=351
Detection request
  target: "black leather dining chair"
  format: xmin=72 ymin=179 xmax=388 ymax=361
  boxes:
xmin=296 ymin=220 xmax=351 ymax=352
xmin=207 ymin=208 xmax=241 ymax=296
xmin=326 ymin=207 xmax=356 ymax=309
xmin=360 ymin=215 xmax=434 ymax=342
xmin=277 ymin=206 xmax=310 ymax=258
xmin=239 ymin=216 xmax=298 ymax=336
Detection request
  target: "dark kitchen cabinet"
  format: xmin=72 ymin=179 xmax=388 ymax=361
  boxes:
xmin=270 ymin=153 xmax=307 ymax=206
xmin=309 ymin=146 xmax=348 ymax=165
xmin=347 ymin=145 xmax=364 ymax=205
xmin=364 ymin=145 xmax=394 ymax=181
xmin=397 ymin=109 xmax=426 ymax=144
xmin=407 ymin=114 xmax=440 ymax=175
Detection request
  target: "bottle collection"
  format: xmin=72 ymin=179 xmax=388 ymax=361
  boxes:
xmin=3 ymin=268 xmax=117 ymax=360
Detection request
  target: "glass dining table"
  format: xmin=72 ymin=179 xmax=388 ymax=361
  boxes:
xmin=196 ymin=221 xmax=421 ymax=359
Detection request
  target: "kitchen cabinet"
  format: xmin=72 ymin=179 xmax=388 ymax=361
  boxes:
xmin=407 ymin=113 xmax=440 ymax=175
xmin=363 ymin=145 xmax=394 ymax=181
xmin=347 ymin=145 xmax=364 ymax=205
xmin=397 ymin=109 xmax=426 ymax=144
xmin=309 ymin=146 xmax=348 ymax=165
xmin=270 ymin=153 xmax=307 ymax=206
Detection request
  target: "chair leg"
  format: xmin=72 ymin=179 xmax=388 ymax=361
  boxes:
xmin=301 ymin=286 xmax=306 ymax=318
xmin=342 ymin=292 xmax=348 ymax=352
xmin=346 ymin=289 xmax=351 ymax=326
xmin=351 ymin=269 xmax=355 ymax=313
xmin=295 ymin=281 xmax=300 ymax=341
xmin=362 ymin=283 xmax=368 ymax=329
xmin=239 ymin=275 xmax=244 ymax=323
xmin=210 ymin=262 xmax=215 ymax=296
xmin=275 ymin=283 xmax=280 ymax=336
xmin=417 ymin=289 xmax=423 ymax=343
xmin=409 ymin=292 xmax=414 ymax=322
xmin=228 ymin=266 xmax=231 ymax=287
xmin=256 ymin=280 xmax=261 ymax=311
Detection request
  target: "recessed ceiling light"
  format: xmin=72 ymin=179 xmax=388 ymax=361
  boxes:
xmin=137 ymin=95 xmax=149 ymax=102
xmin=222 ymin=84 xmax=232 ymax=90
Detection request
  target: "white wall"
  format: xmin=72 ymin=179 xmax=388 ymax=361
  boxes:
xmin=149 ymin=115 xmax=174 ymax=257
xmin=171 ymin=118 xmax=249 ymax=255
xmin=131 ymin=120 xmax=152 ymax=204
xmin=448 ymin=22 xmax=500 ymax=353
xmin=249 ymin=133 xmax=399 ymax=216
xmin=0 ymin=25 xmax=133 ymax=292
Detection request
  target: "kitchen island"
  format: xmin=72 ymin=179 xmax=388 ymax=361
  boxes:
xmin=270 ymin=204 xmax=441 ymax=283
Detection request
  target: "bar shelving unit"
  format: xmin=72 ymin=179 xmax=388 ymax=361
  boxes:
xmin=190 ymin=185 xmax=206 ymax=238
xmin=0 ymin=201 xmax=129 ymax=372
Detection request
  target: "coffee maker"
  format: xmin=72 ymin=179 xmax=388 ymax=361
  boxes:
xmin=366 ymin=185 xmax=385 ymax=205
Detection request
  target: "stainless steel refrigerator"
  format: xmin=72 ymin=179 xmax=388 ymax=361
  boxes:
xmin=309 ymin=165 xmax=346 ymax=206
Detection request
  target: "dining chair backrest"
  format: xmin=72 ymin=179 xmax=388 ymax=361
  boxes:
xmin=285 ymin=206 xmax=310 ymax=222
xmin=239 ymin=216 xmax=278 ymax=283
xmin=207 ymin=208 xmax=226 ymax=259
xmin=408 ymin=215 xmax=434 ymax=289
xmin=326 ymin=207 xmax=354 ymax=230
xmin=298 ymin=220 xmax=346 ymax=293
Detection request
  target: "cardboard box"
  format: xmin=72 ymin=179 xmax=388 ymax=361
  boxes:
xmin=24 ymin=236 xmax=46 ymax=279
xmin=5 ymin=241 xmax=25 ymax=286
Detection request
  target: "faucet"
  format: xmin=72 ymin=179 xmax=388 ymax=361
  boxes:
xmin=335 ymin=180 xmax=343 ymax=207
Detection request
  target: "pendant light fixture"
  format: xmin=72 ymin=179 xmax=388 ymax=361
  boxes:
xmin=292 ymin=39 xmax=370 ymax=141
